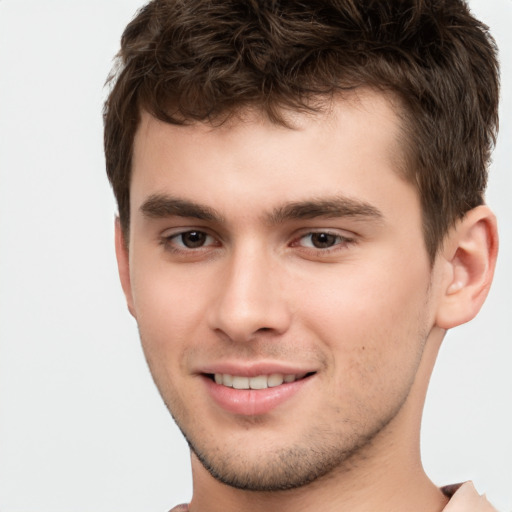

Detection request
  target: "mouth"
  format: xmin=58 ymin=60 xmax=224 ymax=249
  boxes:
xmin=206 ymin=372 xmax=316 ymax=390
xmin=199 ymin=362 xmax=318 ymax=415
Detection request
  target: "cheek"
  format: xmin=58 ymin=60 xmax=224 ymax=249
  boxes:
xmin=129 ymin=266 xmax=207 ymax=421
xmin=129 ymin=258 xmax=211 ymax=366
xmin=294 ymin=256 xmax=431 ymax=385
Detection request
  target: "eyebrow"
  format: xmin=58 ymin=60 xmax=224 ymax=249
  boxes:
xmin=140 ymin=193 xmax=383 ymax=224
xmin=141 ymin=194 xmax=223 ymax=222
xmin=266 ymin=197 xmax=383 ymax=224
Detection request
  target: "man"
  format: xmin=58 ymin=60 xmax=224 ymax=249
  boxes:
xmin=103 ymin=1 xmax=500 ymax=510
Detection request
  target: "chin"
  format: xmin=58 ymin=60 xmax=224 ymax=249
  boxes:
xmin=179 ymin=412 xmax=396 ymax=492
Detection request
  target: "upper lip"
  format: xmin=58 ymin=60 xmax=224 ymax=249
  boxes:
xmin=197 ymin=361 xmax=317 ymax=377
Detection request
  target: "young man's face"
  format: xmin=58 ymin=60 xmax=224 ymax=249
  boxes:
xmin=119 ymin=90 xmax=445 ymax=490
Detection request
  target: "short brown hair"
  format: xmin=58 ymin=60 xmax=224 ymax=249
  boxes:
xmin=103 ymin=0 xmax=499 ymax=261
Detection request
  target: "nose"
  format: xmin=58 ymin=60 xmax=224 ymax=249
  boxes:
xmin=208 ymin=246 xmax=292 ymax=343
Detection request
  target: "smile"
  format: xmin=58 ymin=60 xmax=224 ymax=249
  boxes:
xmin=204 ymin=371 xmax=316 ymax=415
xmin=213 ymin=373 xmax=308 ymax=390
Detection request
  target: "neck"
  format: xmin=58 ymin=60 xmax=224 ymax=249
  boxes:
xmin=189 ymin=328 xmax=448 ymax=512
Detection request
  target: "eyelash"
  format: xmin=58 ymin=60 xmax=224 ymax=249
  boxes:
xmin=292 ymin=231 xmax=355 ymax=253
xmin=159 ymin=229 xmax=356 ymax=256
xmin=160 ymin=230 xmax=219 ymax=253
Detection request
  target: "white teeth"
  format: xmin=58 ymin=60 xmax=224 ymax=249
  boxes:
xmin=213 ymin=373 xmax=306 ymax=389
xmin=249 ymin=375 xmax=268 ymax=389
xmin=232 ymin=376 xmax=250 ymax=389
xmin=267 ymin=373 xmax=284 ymax=387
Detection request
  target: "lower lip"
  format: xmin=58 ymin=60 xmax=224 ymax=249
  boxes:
xmin=202 ymin=375 xmax=313 ymax=416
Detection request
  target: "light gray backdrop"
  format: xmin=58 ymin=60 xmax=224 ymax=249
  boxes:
xmin=0 ymin=1 xmax=510 ymax=511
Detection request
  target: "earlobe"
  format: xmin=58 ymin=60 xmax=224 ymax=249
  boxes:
xmin=114 ymin=218 xmax=136 ymax=317
xmin=435 ymin=205 xmax=498 ymax=330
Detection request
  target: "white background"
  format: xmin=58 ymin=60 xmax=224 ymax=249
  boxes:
xmin=0 ymin=1 xmax=510 ymax=511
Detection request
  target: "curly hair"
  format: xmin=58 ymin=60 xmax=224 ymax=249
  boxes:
xmin=103 ymin=0 xmax=499 ymax=261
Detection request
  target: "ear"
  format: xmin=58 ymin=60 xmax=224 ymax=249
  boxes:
xmin=435 ymin=205 xmax=498 ymax=329
xmin=114 ymin=218 xmax=136 ymax=317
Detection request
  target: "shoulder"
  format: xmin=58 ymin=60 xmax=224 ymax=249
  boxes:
xmin=168 ymin=505 xmax=189 ymax=512
xmin=442 ymin=482 xmax=498 ymax=512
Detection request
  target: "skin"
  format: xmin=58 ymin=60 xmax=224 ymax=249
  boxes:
xmin=116 ymin=90 xmax=497 ymax=512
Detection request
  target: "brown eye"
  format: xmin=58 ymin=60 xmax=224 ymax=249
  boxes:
xmin=309 ymin=232 xmax=339 ymax=248
xmin=161 ymin=229 xmax=219 ymax=255
xmin=180 ymin=231 xmax=208 ymax=248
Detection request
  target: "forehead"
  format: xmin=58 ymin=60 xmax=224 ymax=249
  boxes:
xmin=130 ymin=89 xmax=414 ymax=223
xmin=134 ymin=88 xmax=406 ymax=145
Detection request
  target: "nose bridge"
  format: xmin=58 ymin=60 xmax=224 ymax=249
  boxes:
xmin=209 ymin=239 xmax=290 ymax=342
